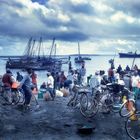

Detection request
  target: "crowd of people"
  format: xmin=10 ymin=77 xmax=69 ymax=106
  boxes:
xmin=107 ymin=64 xmax=140 ymax=99
xmin=0 ymin=63 xmax=87 ymax=106
xmin=1 ymin=61 xmax=140 ymax=111
xmin=1 ymin=68 xmax=36 ymax=108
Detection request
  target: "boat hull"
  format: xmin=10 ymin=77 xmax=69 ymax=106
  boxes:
xmin=6 ymin=58 xmax=62 ymax=71
xmin=74 ymin=57 xmax=85 ymax=63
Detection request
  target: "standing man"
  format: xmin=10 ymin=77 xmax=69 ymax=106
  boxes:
xmin=131 ymin=71 xmax=140 ymax=99
xmin=59 ymin=71 xmax=67 ymax=89
xmin=46 ymin=72 xmax=55 ymax=100
xmin=16 ymin=71 xmax=23 ymax=82
xmin=31 ymin=70 xmax=38 ymax=91
xmin=79 ymin=64 xmax=86 ymax=85
xmin=20 ymin=68 xmax=33 ymax=108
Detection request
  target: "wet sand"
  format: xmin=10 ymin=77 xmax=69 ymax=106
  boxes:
xmin=0 ymin=96 xmax=131 ymax=140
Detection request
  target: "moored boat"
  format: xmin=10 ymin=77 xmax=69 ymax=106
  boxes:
xmin=74 ymin=42 xmax=85 ymax=63
xmin=6 ymin=37 xmax=64 ymax=72
xmin=74 ymin=57 xmax=85 ymax=63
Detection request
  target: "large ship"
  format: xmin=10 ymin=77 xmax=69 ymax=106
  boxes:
xmin=119 ymin=52 xmax=140 ymax=58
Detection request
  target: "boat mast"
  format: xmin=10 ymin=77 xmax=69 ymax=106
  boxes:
xmin=49 ymin=37 xmax=55 ymax=58
xmin=131 ymin=50 xmax=137 ymax=70
xmin=30 ymin=39 xmax=36 ymax=57
xmin=23 ymin=37 xmax=32 ymax=58
xmin=37 ymin=37 xmax=42 ymax=58
xmin=54 ymin=43 xmax=56 ymax=58
xmin=78 ymin=42 xmax=81 ymax=59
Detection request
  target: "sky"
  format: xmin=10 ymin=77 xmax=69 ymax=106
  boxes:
xmin=0 ymin=0 xmax=140 ymax=55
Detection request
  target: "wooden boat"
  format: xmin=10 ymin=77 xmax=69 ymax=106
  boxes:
xmin=6 ymin=37 xmax=63 ymax=72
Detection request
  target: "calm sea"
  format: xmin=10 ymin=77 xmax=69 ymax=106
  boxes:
xmin=0 ymin=55 xmax=140 ymax=87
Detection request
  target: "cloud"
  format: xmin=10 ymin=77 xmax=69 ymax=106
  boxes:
xmin=106 ymin=0 xmax=140 ymax=17
xmin=0 ymin=0 xmax=140 ymax=55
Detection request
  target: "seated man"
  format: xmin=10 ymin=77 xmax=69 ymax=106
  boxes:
xmin=46 ymin=72 xmax=55 ymax=100
xmin=40 ymin=82 xmax=47 ymax=89
xmin=2 ymin=69 xmax=13 ymax=88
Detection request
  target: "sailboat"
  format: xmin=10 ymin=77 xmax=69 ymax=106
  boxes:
xmin=6 ymin=37 xmax=63 ymax=72
xmin=74 ymin=42 xmax=91 ymax=63
xmin=74 ymin=42 xmax=85 ymax=63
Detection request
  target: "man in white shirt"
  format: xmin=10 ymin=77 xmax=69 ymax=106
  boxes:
xmin=46 ymin=72 xmax=55 ymax=100
xmin=89 ymin=72 xmax=100 ymax=93
xmin=131 ymin=71 xmax=140 ymax=98
xmin=79 ymin=65 xmax=86 ymax=85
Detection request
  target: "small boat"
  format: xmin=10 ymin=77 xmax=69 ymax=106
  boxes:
xmin=119 ymin=52 xmax=140 ymax=58
xmin=75 ymin=56 xmax=85 ymax=63
xmin=74 ymin=42 xmax=85 ymax=63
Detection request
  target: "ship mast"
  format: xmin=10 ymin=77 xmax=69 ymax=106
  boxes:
xmin=49 ymin=37 xmax=55 ymax=58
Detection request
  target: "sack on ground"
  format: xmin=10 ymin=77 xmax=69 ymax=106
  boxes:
xmin=55 ymin=90 xmax=63 ymax=97
xmin=60 ymin=88 xmax=69 ymax=97
xmin=43 ymin=92 xmax=51 ymax=101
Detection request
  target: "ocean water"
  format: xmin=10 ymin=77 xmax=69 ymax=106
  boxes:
xmin=0 ymin=55 xmax=140 ymax=87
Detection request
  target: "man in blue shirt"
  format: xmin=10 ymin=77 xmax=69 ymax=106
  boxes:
xmin=20 ymin=68 xmax=33 ymax=107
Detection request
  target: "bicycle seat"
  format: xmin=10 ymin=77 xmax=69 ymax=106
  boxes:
xmin=78 ymin=88 xmax=91 ymax=94
xmin=75 ymin=85 xmax=80 ymax=88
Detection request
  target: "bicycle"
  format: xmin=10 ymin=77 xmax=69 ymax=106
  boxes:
xmin=79 ymin=86 xmax=100 ymax=118
xmin=67 ymin=85 xmax=89 ymax=109
xmin=120 ymin=93 xmax=140 ymax=140
xmin=119 ymin=98 xmax=136 ymax=118
xmin=0 ymin=85 xmax=13 ymax=105
xmin=125 ymin=111 xmax=140 ymax=140
xmin=21 ymin=87 xmax=39 ymax=111
xmin=80 ymin=83 xmax=123 ymax=118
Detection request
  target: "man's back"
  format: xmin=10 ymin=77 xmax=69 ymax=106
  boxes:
xmin=80 ymin=67 xmax=86 ymax=76
xmin=90 ymin=75 xmax=99 ymax=88
xmin=2 ymin=73 xmax=12 ymax=87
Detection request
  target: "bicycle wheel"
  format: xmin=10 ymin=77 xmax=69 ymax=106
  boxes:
xmin=12 ymin=90 xmax=20 ymax=105
xmin=67 ymin=92 xmax=77 ymax=107
xmin=119 ymin=99 xmax=136 ymax=118
xmin=80 ymin=92 xmax=88 ymax=110
xmin=18 ymin=91 xmax=25 ymax=104
xmin=80 ymin=98 xmax=98 ymax=118
xmin=109 ymin=94 xmax=122 ymax=113
xmin=2 ymin=89 xmax=12 ymax=105
xmin=125 ymin=112 xmax=140 ymax=140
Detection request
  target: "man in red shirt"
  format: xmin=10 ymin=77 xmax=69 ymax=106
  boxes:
xmin=31 ymin=70 xmax=38 ymax=91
